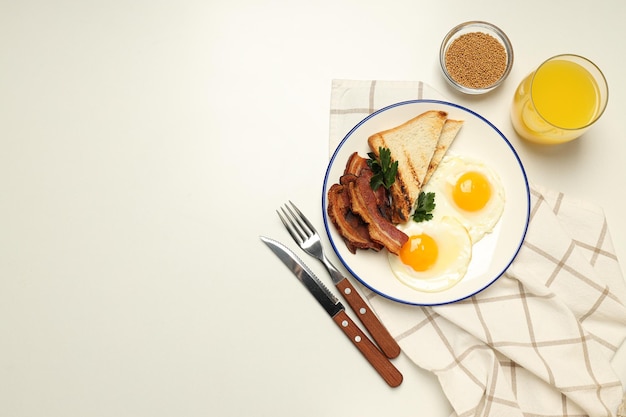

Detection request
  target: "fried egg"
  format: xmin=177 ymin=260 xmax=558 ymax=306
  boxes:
xmin=388 ymin=217 xmax=472 ymax=292
xmin=423 ymin=155 xmax=505 ymax=243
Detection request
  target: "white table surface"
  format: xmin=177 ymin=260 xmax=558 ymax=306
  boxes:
xmin=2 ymin=1 xmax=625 ymax=416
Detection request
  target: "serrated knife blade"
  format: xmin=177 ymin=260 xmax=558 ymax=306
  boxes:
xmin=261 ymin=235 xmax=342 ymax=316
xmin=260 ymin=236 xmax=402 ymax=388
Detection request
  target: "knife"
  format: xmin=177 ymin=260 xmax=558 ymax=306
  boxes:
xmin=260 ymin=236 xmax=403 ymax=388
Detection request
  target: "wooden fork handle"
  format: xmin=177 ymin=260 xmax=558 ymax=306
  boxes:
xmin=332 ymin=309 xmax=403 ymax=387
xmin=336 ymin=278 xmax=401 ymax=359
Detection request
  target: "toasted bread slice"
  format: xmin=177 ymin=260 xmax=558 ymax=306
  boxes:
xmin=423 ymin=118 xmax=464 ymax=186
xmin=367 ymin=110 xmax=447 ymax=223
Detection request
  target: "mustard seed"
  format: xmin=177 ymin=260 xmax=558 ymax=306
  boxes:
xmin=445 ymin=32 xmax=507 ymax=89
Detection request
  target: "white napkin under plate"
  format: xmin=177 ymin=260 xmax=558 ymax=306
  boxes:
xmin=328 ymin=79 xmax=626 ymax=417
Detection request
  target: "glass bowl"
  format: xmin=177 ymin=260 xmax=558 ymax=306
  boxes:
xmin=439 ymin=21 xmax=514 ymax=94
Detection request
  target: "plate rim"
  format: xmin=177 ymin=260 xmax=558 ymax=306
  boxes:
xmin=321 ymin=99 xmax=531 ymax=306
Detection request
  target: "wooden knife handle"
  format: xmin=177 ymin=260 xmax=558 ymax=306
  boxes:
xmin=332 ymin=310 xmax=403 ymax=388
xmin=336 ymin=278 xmax=401 ymax=359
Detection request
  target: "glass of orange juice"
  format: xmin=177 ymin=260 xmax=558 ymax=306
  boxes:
xmin=511 ymin=54 xmax=608 ymax=144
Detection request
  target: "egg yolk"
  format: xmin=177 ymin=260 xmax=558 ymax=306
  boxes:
xmin=399 ymin=234 xmax=438 ymax=272
xmin=452 ymin=171 xmax=492 ymax=212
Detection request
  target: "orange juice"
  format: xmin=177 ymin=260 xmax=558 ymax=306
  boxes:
xmin=511 ymin=55 xmax=608 ymax=144
xmin=532 ymin=59 xmax=599 ymax=129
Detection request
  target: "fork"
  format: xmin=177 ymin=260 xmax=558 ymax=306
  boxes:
xmin=278 ymin=201 xmax=401 ymax=359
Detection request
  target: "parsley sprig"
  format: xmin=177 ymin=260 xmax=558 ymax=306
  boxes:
xmin=412 ymin=192 xmax=436 ymax=222
xmin=367 ymin=147 xmax=398 ymax=191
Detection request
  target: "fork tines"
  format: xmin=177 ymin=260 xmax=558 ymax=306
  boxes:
xmin=277 ymin=201 xmax=314 ymax=245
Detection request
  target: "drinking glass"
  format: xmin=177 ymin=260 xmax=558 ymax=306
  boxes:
xmin=510 ymin=54 xmax=608 ymax=144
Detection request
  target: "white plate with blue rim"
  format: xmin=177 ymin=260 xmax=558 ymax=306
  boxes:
xmin=322 ymin=100 xmax=530 ymax=306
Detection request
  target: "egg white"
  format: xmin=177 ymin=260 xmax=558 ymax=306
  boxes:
xmin=423 ymin=155 xmax=505 ymax=243
xmin=388 ymin=217 xmax=472 ymax=293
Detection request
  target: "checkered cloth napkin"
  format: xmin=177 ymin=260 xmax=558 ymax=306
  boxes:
xmin=328 ymin=80 xmax=626 ymax=417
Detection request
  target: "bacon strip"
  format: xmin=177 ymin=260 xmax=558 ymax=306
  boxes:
xmin=327 ymin=182 xmax=383 ymax=253
xmin=344 ymin=152 xmax=370 ymax=176
xmin=343 ymin=153 xmax=392 ymax=222
xmin=348 ymin=170 xmax=408 ymax=256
